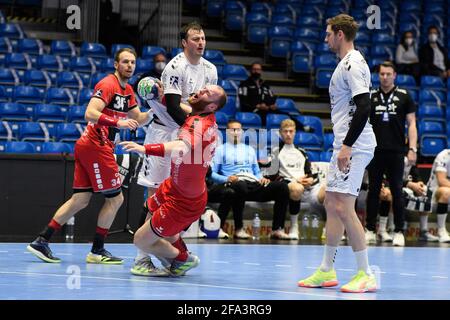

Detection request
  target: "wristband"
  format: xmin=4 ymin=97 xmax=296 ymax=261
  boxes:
xmin=144 ymin=143 xmax=165 ymax=157
xmin=97 ymin=114 xmax=118 ymax=127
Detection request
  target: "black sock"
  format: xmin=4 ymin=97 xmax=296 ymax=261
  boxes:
xmin=39 ymin=226 xmax=56 ymax=241
xmin=437 ymin=203 xmax=448 ymax=214
xmin=92 ymin=233 xmax=105 ymax=252
xmin=379 ymin=200 xmax=390 ymax=217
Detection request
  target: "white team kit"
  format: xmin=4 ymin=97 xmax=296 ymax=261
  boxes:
xmin=137 ymin=52 xmax=218 ymax=187
xmin=326 ymin=49 xmax=377 ymax=196
xmin=427 ymin=149 xmax=450 ymax=199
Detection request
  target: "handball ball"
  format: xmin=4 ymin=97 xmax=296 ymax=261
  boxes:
xmin=138 ymin=77 xmax=159 ymax=100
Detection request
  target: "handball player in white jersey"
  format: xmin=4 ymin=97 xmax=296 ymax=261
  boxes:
xmin=297 ymin=14 xmax=378 ymax=293
xmin=132 ymin=22 xmax=218 ymax=276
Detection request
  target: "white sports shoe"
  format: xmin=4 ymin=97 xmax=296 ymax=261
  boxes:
xmin=218 ymin=228 xmax=230 ymax=239
xmin=365 ymin=230 xmax=377 ymax=244
xmin=234 ymin=229 xmax=251 ymax=239
xmin=378 ymin=230 xmax=393 ymax=242
xmin=197 ymin=229 xmax=207 ymax=238
xmin=392 ymin=232 xmax=405 ymax=246
xmin=438 ymin=229 xmax=450 ymax=243
xmin=288 ymin=224 xmax=299 ymax=240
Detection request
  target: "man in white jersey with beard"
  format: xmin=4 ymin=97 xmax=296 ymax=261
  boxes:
xmin=426 ymin=149 xmax=450 ymax=242
xmin=132 ymin=21 xmax=218 ymax=276
xmin=297 ymin=14 xmax=377 ymax=293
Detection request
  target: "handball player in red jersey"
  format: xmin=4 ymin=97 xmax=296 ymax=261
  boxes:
xmin=120 ymin=85 xmax=227 ymax=276
xmin=27 ymin=48 xmax=151 ymax=264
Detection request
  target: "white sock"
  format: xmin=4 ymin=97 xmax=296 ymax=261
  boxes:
xmin=290 ymin=214 xmax=299 ymax=227
xmin=135 ymin=249 xmax=148 ymax=263
xmin=420 ymin=215 xmax=428 ymax=232
xmin=378 ymin=216 xmax=388 ymax=233
xmin=320 ymin=245 xmax=337 ymax=272
xmin=437 ymin=214 xmax=447 ymax=231
xmin=355 ymin=249 xmax=372 ymax=275
xmin=388 ymin=212 xmax=395 ymax=230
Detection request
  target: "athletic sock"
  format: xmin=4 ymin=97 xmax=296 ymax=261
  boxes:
xmin=172 ymin=238 xmax=188 ymax=253
xmin=378 ymin=216 xmax=388 ymax=233
xmin=319 ymin=245 xmax=337 ymax=272
xmin=420 ymin=215 xmax=429 ymax=232
xmin=437 ymin=203 xmax=448 ymax=230
xmin=135 ymin=249 xmax=148 ymax=263
xmin=355 ymin=249 xmax=372 ymax=275
xmin=39 ymin=219 xmax=62 ymax=241
xmin=290 ymin=214 xmax=299 ymax=228
xmin=92 ymin=226 xmax=109 ymax=252
xmin=175 ymin=250 xmax=188 ymax=262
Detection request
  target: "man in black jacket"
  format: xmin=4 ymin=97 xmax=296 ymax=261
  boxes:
xmin=419 ymin=26 xmax=450 ymax=78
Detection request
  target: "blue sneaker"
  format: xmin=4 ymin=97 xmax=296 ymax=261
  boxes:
xmin=27 ymin=236 xmax=61 ymax=263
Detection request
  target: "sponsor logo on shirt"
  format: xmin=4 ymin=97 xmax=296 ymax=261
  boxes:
xmin=170 ymin=76 xmax=179 ymax=86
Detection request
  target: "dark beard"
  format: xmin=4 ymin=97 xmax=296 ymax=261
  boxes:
xmin=190 ymin=99 xmax=211 ymax=113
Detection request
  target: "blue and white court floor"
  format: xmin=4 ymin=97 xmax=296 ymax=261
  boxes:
xmin=1 ymin=242 xmax=449 ymax=300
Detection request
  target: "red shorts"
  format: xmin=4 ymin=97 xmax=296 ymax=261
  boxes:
xmin=147 ymin=178 xmax=207 ymax=237
xmin=73 ymin=139 xmax=121 ymax=193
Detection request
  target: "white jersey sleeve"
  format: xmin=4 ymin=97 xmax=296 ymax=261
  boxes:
xmin=161 ymin=63 xmax=183 ymax=96
xmin=343 ymin=56 xmax=371 ymax=98
xmin=434 ymin=151 xmax=449 ymax=173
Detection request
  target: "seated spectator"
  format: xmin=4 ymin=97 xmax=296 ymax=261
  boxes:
xmin=238 ymin=62 xmax=278 ymax=126
xmin=263 ymin=119 xmax=325 ymax=240
xmin=210 ymin=119 xmax=291 ymax=239
xmin=395 ymin=31 xmax=420 ymax=83
xmin=419 ymin=26 xmax=450 ymax=79
xmin=426 ymin=149 xmax=450 ymax=242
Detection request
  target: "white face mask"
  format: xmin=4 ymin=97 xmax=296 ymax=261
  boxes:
xmin=429 ymin=34 xmax=438 ymax=43
xmin=155 ymin=61 xmax=166 ymax=73
xmin=405 ymin=38 xmax=414 ymax=46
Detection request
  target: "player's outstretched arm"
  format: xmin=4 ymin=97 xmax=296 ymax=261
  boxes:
xmin=86 ymin=98 xmax=139 ymax=130
xmin=120 ymin=140 xmax=189 ymax=157
xmin=127 ymin=106 xmax=151 ymax=126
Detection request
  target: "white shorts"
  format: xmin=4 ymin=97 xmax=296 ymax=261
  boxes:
xmin=302 ymin=184 xmax=323 ymax=206
xmin=137 ymin=122 xmax=178 ymax=188
xmin=326 ymin=148 xmax=374 ymax=197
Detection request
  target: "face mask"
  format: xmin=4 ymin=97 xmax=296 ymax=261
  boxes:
xmin=405 ymin=38 xmax=413 ymax=46
xmin=251 ymin=72 xmax=261 ymax=80
xmin=429 ymin=34 xmax=438 ymax=43
xmin=155 ymin=61 xmax=166 ymax=73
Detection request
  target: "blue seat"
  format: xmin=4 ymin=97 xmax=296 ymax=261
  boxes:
xmin=296 ymin=115 xmax=324 ymax=138
xmin=314 ymin=54 xmax=338 ymax=69
xmin=56 ymin=71 xmax=83 ymax=89
xmin=294 ymin=132 xmax=322 ymax=150
xmin=18 ymin=122 xmax=48 ymax=141
xmin=78 ymin=88 xmax=93 ymax=105
xmin=235 ymin=112 xmax=262 ymax=128
xmin=70 ymin=57 xmax=96 ymax=74
xmin=110 ymin=44 xmax=135 ymax=57
xmin=5 ymin=53 xmax=31 ymax=70
xmin=135 ymin=59 xmax=153 ymax=75
xmin=0 ymin=68 xmax=19 ymax=86
xmin=80 ymin=42 xmax=107 ymax=58
xmin=5 ymin=141 xmax=35 ymax=153
xmin=17 ymin=38 xmax=43 ymax=55
xmin=36 ymin=54 xmax=63 ymax=72
xmin=251 ymin=2 xmax=272 ymax=16
xmin=419 ymin=89 xmax=446 ymax=106
xmin=420 ymin=134 xmax=447 ymax=157
xmin=315 ymin=69 xmax=332 ymax=89
xmin=50 ymin=40 xmax=76 ymax=57
xmin=41 ymin=141 xmax=71 ymax=154
xmin=0 ymin=102 xmax=30 ymax=121
xmin=275 ymin=98 xmax=299 ymax=115
xmin=215 ymin=111 xmax=229 ymax=128
xmin=246 ymin=12 xmax=270 ymax=28
xmin=292 ymin=54 xmax=311 ymax=73
xmin=46 ymin=88 xmax=74 ymax=105
xmin=225 ymin=12 xmax=244 ymax=31
xmin=368 ymin=58 xmax=387 ymax=71
xmin=355 ymin=31 xmax=371 ymax=46
xmin=371 ymin=73 xmax=380 ymax=87
xmin=395 ymin=74 xmax=417 ymax=88
xmin=316 ymin=43 xmax=332 ymax=55
xmin=291 ymin=41 xmax=316 ymax=55
xmin=34 ymin=104 xmax=67 ymax=122
xmin=90 ymin=72 xmax=108 ymax=89
xmin=219 ymin=79 xmax=237 ymax=96
xmin=323 ymin=133 xmax=334 ymax=150
xmin=220 ymin=95 xmax=237 ymax=118
xmin=320 ymin=149 xmax=333 ymax=162
xmin=306 ymin=150 xmax=321 ymax=162
xmin=418 ymin=120 xmax=445 ymax=136
xmin=247 ymin=25 xmax=267 ymax=44
xmin=294 ymin=28 xmax=320 ymax=42
xmin=0 ymin=23 xmax=24 ymax=39
xmin=371 ymin=32 xmax=395 ymax=45
xmin=23 ymin=69 xmax=51 ymax=88
xmin=222 ymin=64 xmax=248 ymax=81
xmin=370 ymin=45 xmax=394 ymax=60
xmin=271 ymin=14 xmax=295 ymax=28
xmin=418 ymin=104 xmax=444 ymax=120
xmin=207 ymin=0 xmax=224 ymax=18
xmin=420 ymin=76 xmax=445 ymax=90
xmin=170 ymin=48 xmax=183 ymax=58
xmin=141 ymin=46 xmax=166 ymax=60
xmin=0 ymin=36 xmax=11 ymax=54
xmin=100 ymin=57 xmax=115 ymax=73
xmin=266 ymin=114 xmax=290 ymax=129
xmin=204 ymin=50 xmax=226 ymax=65
xmin=55 ymin=123 xmax=82 ymax=142
xmin=13 ymin=86 xmax=43 ymax=104
xmin=269 ymin=38 xmax=291 ymax=58
xmin=0 ymin=85 xmax=8 ymax=102
xmin=297 ymin=16 xmax=321 ymax=29
xmin=67 ymin=105 xmax=87 ymax=123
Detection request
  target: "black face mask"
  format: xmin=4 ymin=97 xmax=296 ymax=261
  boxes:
xmin=251 ymin=72 xmax=261 ymax=80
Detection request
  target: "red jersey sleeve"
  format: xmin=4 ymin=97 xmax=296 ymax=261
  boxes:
xmin=92 ymin=78 xmax=114 ymax=105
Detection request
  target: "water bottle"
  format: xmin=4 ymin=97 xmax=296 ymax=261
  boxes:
xmin=65 ymin=217 xmax=75 ymax=242
xmin=300 ymin=213 xmax=310 ymax=240
xmin=252 ymin=213 xmax=261 ymax=240
xmin=310 ymin=213 xmax=320 ymax=240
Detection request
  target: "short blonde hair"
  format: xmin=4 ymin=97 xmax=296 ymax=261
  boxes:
xmin=280 ymin=119 xmax=296 ymax=130
xmin=326 ymin=14 xmax=359 ymax=41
